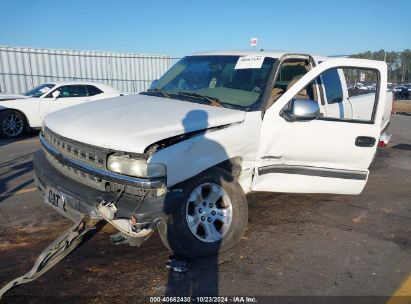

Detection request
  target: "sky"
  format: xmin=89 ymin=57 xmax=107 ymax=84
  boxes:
xmin=0 ymin=0 xmax=410 ymax=58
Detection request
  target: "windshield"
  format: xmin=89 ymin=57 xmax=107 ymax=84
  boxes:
xmin=23 ymin=83 xmax=55 ymax=97
xmin=145 ymin=55 xmax=276 ymax=111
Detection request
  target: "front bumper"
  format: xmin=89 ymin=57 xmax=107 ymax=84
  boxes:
xmin=33 ymin=150 xmax=183 ymax=223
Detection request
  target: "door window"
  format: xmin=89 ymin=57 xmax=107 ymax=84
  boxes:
xmin=86 ymin=85 xmax=103 ymax=96
xmin=267 ymin=58 xmax=313 ymax=108
xmin=288 ymin=67 xmax=379 ymax=123
xmin=56 ymin=85 xmax=88 ymax=98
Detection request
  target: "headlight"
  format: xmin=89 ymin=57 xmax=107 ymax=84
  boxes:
xmin=107 ymin=155 xmax=166 ymax=178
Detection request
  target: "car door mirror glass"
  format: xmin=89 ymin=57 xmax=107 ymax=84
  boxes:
xmin=281 ymin=99 xmax=320 ymax=122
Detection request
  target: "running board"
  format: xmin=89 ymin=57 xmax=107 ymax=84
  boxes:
xmin=0 ymin=216 xmax=99 ymax=299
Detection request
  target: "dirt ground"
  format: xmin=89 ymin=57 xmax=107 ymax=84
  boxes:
xmin=0 ymin=115 xmax=410 ymax=304
xmin=393 ymin=100 xmax=411 ymax=113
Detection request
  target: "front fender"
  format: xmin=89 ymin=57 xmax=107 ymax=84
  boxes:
xmin=149 ymin=112 xmax=262 ymax=188
xmin=0 ymin=98 xmax=40 ymax=127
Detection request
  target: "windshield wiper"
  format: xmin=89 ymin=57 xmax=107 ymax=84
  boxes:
xmin=144 ymin=88 xmax=170 ymax=98
xmin=176 ymin=91 xmax=224 ymax=107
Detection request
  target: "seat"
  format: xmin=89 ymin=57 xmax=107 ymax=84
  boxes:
xmin=286 ymin=76 xmax=308 ymax=99
xmin=266 ymin=76 xmax=307 ymax=109
xmin=266 ymin=87 xmax=285 ymax=108
xmin=265 ymin=61 xmax=313 ymax=109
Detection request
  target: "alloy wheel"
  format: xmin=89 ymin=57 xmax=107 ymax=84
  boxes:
xmin=1 ymin=112 xmax=24 ymax=137
xmin=185 ymin=182 xmax=233 ymax=243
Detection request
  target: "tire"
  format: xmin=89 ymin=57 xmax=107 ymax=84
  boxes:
xmin=0 ymin=110 xmax=27 ymax=138
xmin=158 ymin=167 xmax=248 ymax=258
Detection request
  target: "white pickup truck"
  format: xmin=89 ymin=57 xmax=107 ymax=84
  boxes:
xmin=33 ymin=51 xmax=392 ymax=258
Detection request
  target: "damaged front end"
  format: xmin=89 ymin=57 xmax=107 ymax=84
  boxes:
xmin=33 ymin=128 xmax=185 ymax=248
xmin=0 ymin=131 xmax=186 ymax=297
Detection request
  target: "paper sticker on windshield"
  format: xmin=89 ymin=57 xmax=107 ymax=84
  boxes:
xmin=234 ymin=56 xmax=265 ymax=69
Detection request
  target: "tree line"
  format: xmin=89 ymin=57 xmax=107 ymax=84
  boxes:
xmin=350 ymin=49 xmax=411 ymax=83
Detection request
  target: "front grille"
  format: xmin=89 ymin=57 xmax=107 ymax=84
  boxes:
xmin=44 ymin=151 xmax=106 ymax=190
xmin=41 ymin=128 xmax=164 ymax=194
xmin=43 ymin=127 xmax=107 ymax=169
xmin=43 ymin=127 xmax=109 ymax=190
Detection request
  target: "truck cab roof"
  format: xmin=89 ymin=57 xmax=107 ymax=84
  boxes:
xmin=190 ymin=50 xmax=330 ymax=62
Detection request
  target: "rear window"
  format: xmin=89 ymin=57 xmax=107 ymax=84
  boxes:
xmin=86 ymin=85 xmax=103 ymax=96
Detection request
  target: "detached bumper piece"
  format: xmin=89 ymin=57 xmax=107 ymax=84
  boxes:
xmin=97 ymin=201 xmax=162 ymax=247
xmin=0 ymin=216 xmax=100 ymax=299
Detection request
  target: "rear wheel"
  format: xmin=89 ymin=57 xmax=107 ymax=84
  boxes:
xmin=0 ymin=110 xmax=27 ymax=138
xmin=158 ymin=167 xmax=248 ymax=258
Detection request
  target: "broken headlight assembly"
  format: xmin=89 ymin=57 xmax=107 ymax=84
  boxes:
xmin=107 ymin=155 xmax=166 ymax=178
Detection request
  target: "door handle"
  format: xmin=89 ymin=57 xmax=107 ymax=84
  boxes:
xmin=355 ymin=136 xmax=376 ymax=147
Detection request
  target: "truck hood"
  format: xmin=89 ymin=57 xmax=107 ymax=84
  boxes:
xmin=44 ymin=94 xmax=245 ymax=153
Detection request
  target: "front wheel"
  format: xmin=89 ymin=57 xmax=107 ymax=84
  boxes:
xmin=0 ymin=110 xmax=27 ymax=138
xmin=158 ymin=167 xmax=248 ymax=258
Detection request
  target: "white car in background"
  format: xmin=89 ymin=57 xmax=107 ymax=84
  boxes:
xmin=354 ymin=83 xmax=369 ymax=91
xmin=0 ymin=82 xmax=122 ymax=138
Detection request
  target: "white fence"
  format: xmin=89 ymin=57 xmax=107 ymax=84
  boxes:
xmin=0 ymin=46 xmax=173 ymax=94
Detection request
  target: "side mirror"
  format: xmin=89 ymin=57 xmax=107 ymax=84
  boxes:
xmin=52 ymin=90 xmax=61 ymax=100
xmin=281 ymin=99 xmax=320 ymax=122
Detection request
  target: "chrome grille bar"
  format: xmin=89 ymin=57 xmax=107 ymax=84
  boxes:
xmin=40 ymin=132 xmax=165 ymax=190
xmin=43 ymin=128 xmax=105 ymax=168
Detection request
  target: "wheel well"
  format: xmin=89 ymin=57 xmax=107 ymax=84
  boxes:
xmin=216 ymin=157 xmax=242 ymax=178
xmin=0 ymin=108 xmax=31 ymax=130
xmin=170 ymin=157 xmax=243 ymax=191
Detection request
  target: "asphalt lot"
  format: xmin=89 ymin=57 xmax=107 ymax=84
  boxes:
xmin=0 ymin=115 xmax=410 ymax=303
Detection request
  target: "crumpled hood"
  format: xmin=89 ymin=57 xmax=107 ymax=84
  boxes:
xmin=44 ymin=94 xmax=245 ymax=153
